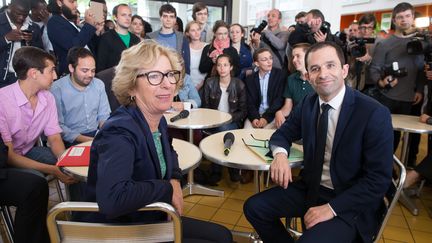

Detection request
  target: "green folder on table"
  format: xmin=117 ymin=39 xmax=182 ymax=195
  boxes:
xmin=242 ymin=138 xmax=303 ymax=163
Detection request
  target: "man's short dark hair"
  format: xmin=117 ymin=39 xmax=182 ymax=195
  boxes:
xmin=253 ymin=48 xmax=272 ymax=62
xmin=358 ymin=13 xmax=376 ymax=28
xmin=159 ymin=4 xmax=176 ymax=17
xmin=192 ymin=2 xmax=207 ymax=21
xmin=392 ymin=2 xmax=414 ymax=19
xmin=307 ymin=9 xmax=325 ymax=22
xmin=112 ymin=3 xmax=128 ymax=17
xmin=67 ymin=47 xmax=94 ymax=68
xmin=30 ymin=0 xmax=46 ymax=10
xmin=10 ymin=0 xmax=31 ymax=11
xmin=304 ymin=42 xmax=345 ymax=71
xmin=295 ymin=11 xmax=306 ymax=20
xmin=13 ymin=47 xmax=56 ymax=80
xmin=47 ymin=0 xmax=60 ymax=14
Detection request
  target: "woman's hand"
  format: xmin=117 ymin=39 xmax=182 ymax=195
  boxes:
xmin=170 ymin=179 xmax=183 ymax=215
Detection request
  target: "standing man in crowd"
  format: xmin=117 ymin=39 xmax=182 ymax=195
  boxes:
xmin=29 ymin=0 xmax=53 ymax=54
xmin=369 ymin=2 xmax=426 ymax=163
xmin=148 ymin=3 xmax=190 ymax=73
xmin=275 ymin=43 xmax=314 ymax=128
xmin=250 ymin=9 xmax=289 ymax=69
xmin=192 ymin=2 xmax=213 ymax=43
xmin=244 ymin=41 xmax=393 ymax=243
xmin=51 ymin=47 xmax=110 ymax=148
xmin=96 ymin=4 xmax=139 ymax=72
xmin=47 ymin=0 xmax=103 ymax=75
xmin=1 ymin=0 xmax=43 ymax=87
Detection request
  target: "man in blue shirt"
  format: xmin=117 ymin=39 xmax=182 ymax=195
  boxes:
xmin=51 ymin=47 xmax=110 ymax=147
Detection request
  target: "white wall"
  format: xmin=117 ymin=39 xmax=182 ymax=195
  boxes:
xmin=341 ymin=0 xmax=432 ymax=15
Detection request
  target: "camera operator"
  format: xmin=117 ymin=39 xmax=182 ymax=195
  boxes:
xmin=346 ymin=14 xmax=377 ymax=91
xmin=369 ymin=2 xmax=427 ymax=161
xmin=250 ymin=9 xmax=289 ymax=69
xmin=288 ymin=9 xmax=342 ymax=47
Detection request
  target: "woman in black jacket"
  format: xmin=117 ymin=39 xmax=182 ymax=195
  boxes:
xmin=201 ymin=54 xmax=247 ymax=184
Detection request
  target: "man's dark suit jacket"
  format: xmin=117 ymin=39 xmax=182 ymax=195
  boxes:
xmin=96 ymin=29 xmax=140 ymax=72
xmin=270 ymin=86 xmax=393 ymax=242
xmin=245 ymin=67 xmax=286 ymax=123
xmin=47 ymin=14 xmax=96 ymax=75
xmin=0 ymin=12 xmax=43 ymax=83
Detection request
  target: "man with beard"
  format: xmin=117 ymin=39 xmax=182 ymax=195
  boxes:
xmin=0 ymin=0 xmax=43 ymax=87
xmin=96 ymin=4 xmax=139 ymax=72
xmin=47 ymin=0 xmax=103 ymax=75
xmin=51 ymin=47 xmax=110 ymax=147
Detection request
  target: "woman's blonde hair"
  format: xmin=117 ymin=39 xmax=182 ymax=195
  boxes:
xmin=112 ymin=40 xmax=184 ymax=105
xmin=185 ymin=20 xmax=201 ymax=42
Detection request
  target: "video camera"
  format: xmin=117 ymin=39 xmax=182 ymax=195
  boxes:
xmin=250 ymin=20 xmax=268 ymax=34
xmin=319 ymin=21 xmax=331 ymax=35
xmin=349 ymin=37 xmax=376 ymax=58
xmin=405 ymin=29 xmax=432 ymax=70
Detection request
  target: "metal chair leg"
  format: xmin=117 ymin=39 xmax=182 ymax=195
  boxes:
xmin=54 ymin=180 xmax=65 ymax=202
xmin=1 ymin=206 xmax=15 ymax=243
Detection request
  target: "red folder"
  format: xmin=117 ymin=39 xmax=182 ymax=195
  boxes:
xmin=56 ymin=146 xmax=90 ymax=167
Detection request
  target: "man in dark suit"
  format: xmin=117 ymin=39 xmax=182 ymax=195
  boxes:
xmin=0 ymin=0 xmax=43 ymax=87
xmin=243 ymin=42 xmax=393 ymax=243
xmin=244 ymin=48 xmax=286 ymax=129
xmin=47 ymin=0 xmax=103 ymax=75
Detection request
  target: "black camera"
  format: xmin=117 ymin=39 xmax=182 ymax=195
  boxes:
xmin=382 ymin=62 xmax=407 ymax=81
xmin=250 ymin=20 xmax=268 ymax=34
xmin=319 ymin=21 xmax=331 ymax=35
xmin=405 ymin=29 xmax=432 ymax=70
xmin=349 ymin=37 xmax=375 ymax=58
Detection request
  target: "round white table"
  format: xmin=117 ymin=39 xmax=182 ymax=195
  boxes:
xmin=164 ymin=108 xmax=232 ymax=197
xmin=199 ymin=129 xmax=303 ymax=192
xmin=60 ymin=139 xmax=202 ymax=184
xmin=392 ymin=114 xmax=432 ymax=216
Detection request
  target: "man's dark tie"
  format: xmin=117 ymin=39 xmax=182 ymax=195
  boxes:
xmin=306 ymin=103 xmax=331 ymax=208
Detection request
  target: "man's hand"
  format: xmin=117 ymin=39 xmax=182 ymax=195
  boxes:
xmin=5 ymin=29 xmax=24 ymax=42
xmin=251 ymin=119 xmax=261 ymax=128
xmin=304 ymin=204 xmax=335 ymax=229
xmin=270 ymin=153 xmax=292 ymax=189
xmin=419 ymin=114 xmax=430 ymax=123
xmin=313 ymin=30 xmax=327 ymax=43
xmin=258 ymin=118 xmax=268 ymax=128
xmin=413 ymin=92 xmax=423 ymax=105
xmin=356 ymin=52 xmax=372 ymax=63
xmin=378 ymin=76 xmax=398 ymax=88
xmin=275 ymin=110 xmax=286 ymax=128
xmin=170 ymin=179 xmax=184 ymax=215
xmin=250 ymin=32 xmax=261 ymax=48
xmin=54 ymin=167 xmax=78 ymax=184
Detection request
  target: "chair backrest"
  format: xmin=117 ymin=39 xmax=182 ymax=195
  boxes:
xmin=47 ymin=202 xmax=182 ymax=243
xmin=373 ymin=155 xmax=406 ymax=243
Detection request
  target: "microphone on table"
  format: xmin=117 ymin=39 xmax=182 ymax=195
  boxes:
xmin=223 ymin=132 xmax=235 ymax=156
xmin=170 ymin=110 xmax=189 ymax=122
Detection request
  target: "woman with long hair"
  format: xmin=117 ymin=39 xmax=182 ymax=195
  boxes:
xmin=185 ymin=21 xmax=207 ymax=90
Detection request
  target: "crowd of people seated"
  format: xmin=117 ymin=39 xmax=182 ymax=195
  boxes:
xmin=0 ymin=0 xmax=431 ymax=242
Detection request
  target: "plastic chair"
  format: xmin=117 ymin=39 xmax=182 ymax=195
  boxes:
xmin=47 ymin=201 xmax=182 ymax=243
xmin=286 ymin=155 xmax=406 ymax=243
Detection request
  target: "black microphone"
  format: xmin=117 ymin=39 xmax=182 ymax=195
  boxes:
xmin=170 ymin=110 xmax=189 ymax=122
xmin=223 ymin=132 xmax=235 ymax=156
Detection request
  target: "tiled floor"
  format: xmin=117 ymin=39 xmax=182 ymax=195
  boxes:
xmin=1 ymin=135 xmax=431 ymax=243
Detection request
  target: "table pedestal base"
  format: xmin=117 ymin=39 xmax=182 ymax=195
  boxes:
xmin=182 ymin=170 xmax=224 ymax=197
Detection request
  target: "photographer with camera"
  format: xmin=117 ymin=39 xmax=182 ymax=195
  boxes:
xmin=346 ymin=14 xmax=377 ymax=91
xmin=250 ymin=9 xmax=289 ymax=69
xmin=288 ymin=9 xmax=342 ymax=47
xmin=370 ymin=2 xmax=427 ymax=160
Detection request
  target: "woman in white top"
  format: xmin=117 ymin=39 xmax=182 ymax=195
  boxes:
xmin=185 ymin=21 xmax=207 ymax=90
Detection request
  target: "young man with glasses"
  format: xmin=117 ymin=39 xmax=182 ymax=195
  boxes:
xmin=192 ymin=2 xmax=213 ymax=43
xmin=244 ymin=48 xmax=286 ymax=129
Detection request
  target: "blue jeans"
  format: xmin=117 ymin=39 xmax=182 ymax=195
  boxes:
xmin=24 ymin=147 xmax=84 ymax=201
